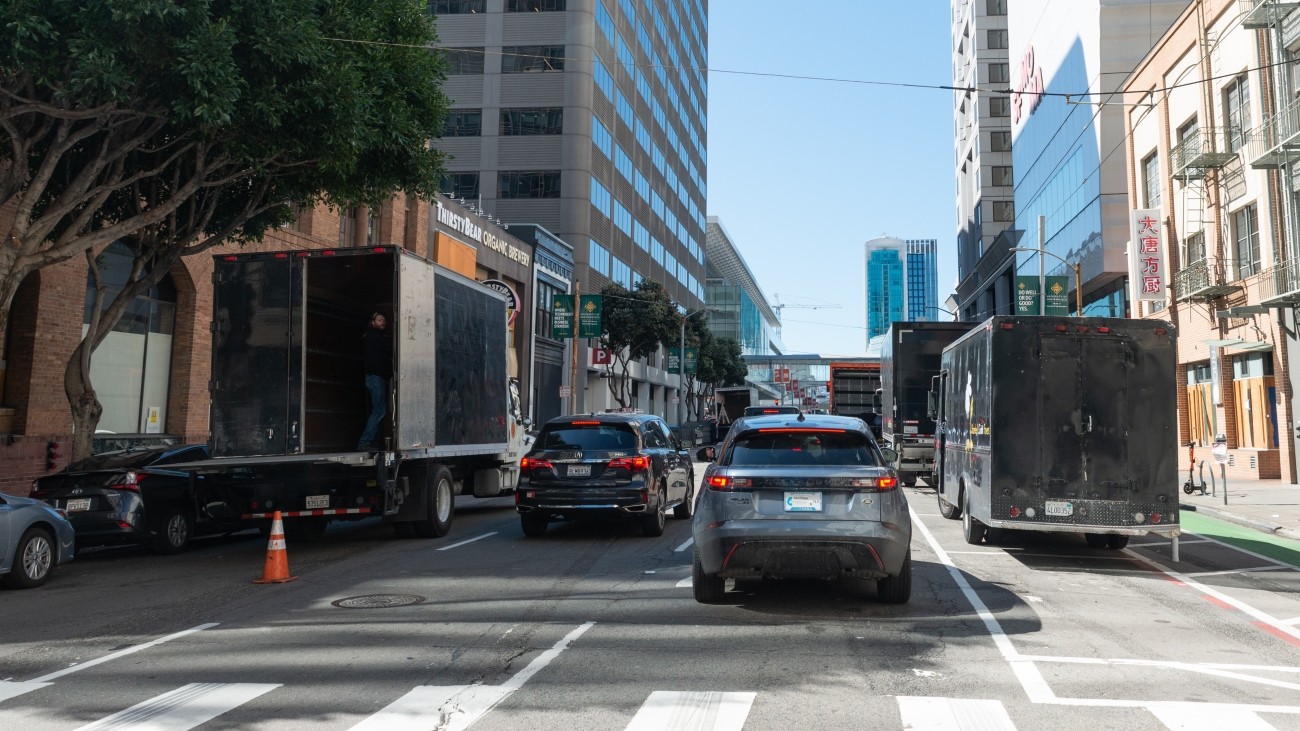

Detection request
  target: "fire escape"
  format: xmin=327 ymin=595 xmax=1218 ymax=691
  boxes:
xmin=1171 ymin=128 xmax=1240 ymax=302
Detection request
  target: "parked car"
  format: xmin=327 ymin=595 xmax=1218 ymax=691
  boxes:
xmin=691 ymin=412 xmax=912 ymax=604
xmin=742 ymin=405 xmax=802 ymax=417
xmin=0 ymin=493 xmax=75 ymax=588
xmin=31 ymin=444 xmax=218 ymax=554
xmin=515 ymin=412 xmax=695 ymax=537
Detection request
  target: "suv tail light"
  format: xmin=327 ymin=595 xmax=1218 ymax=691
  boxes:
xmin=876 ymin=476 xmax=899 ymax=490
xmin=607 ymin=456 xmax=650 ymax=472
xmin=520 ymin=457 xmax=553 ymax=473
xmin=111 ymin=471 xmax=146 ymax=492
xmin=29 ymin=481 xmax=44 ymax=499
xmin=707 ymin=475 xmax=752 ymax=491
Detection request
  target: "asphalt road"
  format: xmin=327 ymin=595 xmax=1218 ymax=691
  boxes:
xmin=4 ymin=471 xmax=1300 ymax=730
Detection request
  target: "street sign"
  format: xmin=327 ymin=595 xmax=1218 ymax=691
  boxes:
xmin=559 ymin=385 xmax=571 ymax=398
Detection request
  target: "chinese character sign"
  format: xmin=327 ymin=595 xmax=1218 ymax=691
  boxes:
xmin=1129 ymin=209 xmax=1166 ymax=303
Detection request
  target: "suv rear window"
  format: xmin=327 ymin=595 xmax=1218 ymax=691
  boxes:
xmin=539 ymin=424 xmax=639 ymax=451
xmin=728 ymin=430 xmax=879 ymax=467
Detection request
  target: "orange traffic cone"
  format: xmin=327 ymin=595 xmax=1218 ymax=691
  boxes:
xmin=253 ymin=511 xmax=297 ymax=584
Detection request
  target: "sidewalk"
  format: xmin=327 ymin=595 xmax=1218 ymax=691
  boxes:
xmin=1179 ymin=474 xmax=1300 ymax=542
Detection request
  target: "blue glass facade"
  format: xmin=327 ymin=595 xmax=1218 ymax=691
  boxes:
xmin=866 ymin=246 xmax=905 ymax=342
xmin=704 ymin=282 xmax=779 ymax=355
xmin=905 ymin=239 xmax=938 ymax=321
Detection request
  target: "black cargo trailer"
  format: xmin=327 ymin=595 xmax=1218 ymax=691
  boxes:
xmin=182 ymin=246 xmax=529 ymax=540
xmin=879 ymin=322 xmax=976 ymax=485
xmin=931 ymin=316 xmax=1179 ymax=548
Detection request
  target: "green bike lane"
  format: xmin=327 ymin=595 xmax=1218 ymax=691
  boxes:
xmin=1179 ymin=509 xmax=1300 ymax=570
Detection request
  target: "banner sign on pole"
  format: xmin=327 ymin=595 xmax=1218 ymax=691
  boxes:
xmin=1130 ymin=208 xmax=1167 ymax=302
xmin=668 ymin=347 xmax=681 ymax=372
xmin=684 ymin=347 xmax=698 ymax=374
xmin=1044 ymin=276 xmax=1070 ymax=316
xmin=551 ymin=294 xmax=574 ymax=339
xmin=578 ymin=295 xmax=603 ymax=338
xmin=1015 ymin=276 xmax=1040 ymax=316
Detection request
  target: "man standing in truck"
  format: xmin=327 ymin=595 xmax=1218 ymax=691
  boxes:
xmin=357 ymin=312 xmax=392 ymax=451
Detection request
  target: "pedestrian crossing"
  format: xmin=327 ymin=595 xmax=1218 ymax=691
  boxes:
xmin=1 ymin=683 xmax=1292 ymax=730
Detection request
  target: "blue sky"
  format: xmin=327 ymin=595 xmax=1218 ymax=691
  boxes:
xmin=707 ymin=1 xmax=957 ymax=355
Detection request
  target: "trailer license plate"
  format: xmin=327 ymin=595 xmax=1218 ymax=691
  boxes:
xmin=65 ymin=498 xmax=91 ymax=512
xmin=567 ymin=464 xmax=591 ymax=477
xmin=1045 ymin=500 xmax=1073 ymax=517
xmin=305 ymin=495 xmax=329 ymax=509
xmin=784 ymin=492 xmax=822 ymax=512
xmin=903 ymin=425 xmax=918 ymax=434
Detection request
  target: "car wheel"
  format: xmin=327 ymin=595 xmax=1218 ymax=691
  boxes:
xmin=1107 ymin=535 xmax=1130 ymax=550
xmin=937 ymin=490 xmax=961 ymax=520
xmin=673 ymin=482 xmax=694 ymax=519
xmin=413 ymin=465 xmax=454 ymax=538
xmin=641 ymin=499 xmax=667 ymax=537
xmin=520 ymin=513 xmax=548 ymax=537
xmin=876 ymin=549 xmax=912 ymax=604
xmin=692 ymin=548 xmax=725 ymax=603
xmin=1084 ymin=533 xmax=1109 ymax=549
xmin=961 ymin=487 xmax=986 ymax=546
xmin=4 ymin=527 xmax=55 ymax=589
xmin=151 ymin=508 xmax=193 ymax=555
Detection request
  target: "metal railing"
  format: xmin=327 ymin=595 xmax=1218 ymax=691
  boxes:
xmin=1248 ymin=95 xmax=1300 ymax=168
xmin=1260 ymin=258 xmax=1300 ymax=304
xmin=1173 ymin=259 xmax=1230 ymax=301
xmin=1171 ymin=130 xmax=1237 ymax=179
xmin=1240 ymin=0 xmax=1300 ymax=28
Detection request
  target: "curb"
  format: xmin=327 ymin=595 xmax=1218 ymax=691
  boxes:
xmin=1181 ymin=503 xmax=1300 ymax=542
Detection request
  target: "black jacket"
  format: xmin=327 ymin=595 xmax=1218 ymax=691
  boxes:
xmin=362 ymin=328 xmax=392 ymax=378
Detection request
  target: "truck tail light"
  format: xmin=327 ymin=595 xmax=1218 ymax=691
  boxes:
xmin=999 ymin=322 xmax=1015 ymax=330
xmin=607 ymin=456 xmax=649 ymax=471
xmin=1096 ymin=326 xmax=1111 ymax=334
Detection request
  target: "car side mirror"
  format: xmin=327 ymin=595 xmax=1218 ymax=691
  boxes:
xmin=695 ymin=446 xmax=716 ymax=462
xmin=879 ymin=447 xmax=899 ymax=464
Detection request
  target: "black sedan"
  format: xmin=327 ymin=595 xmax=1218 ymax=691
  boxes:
xmin=30 ymin=444 xmax=221 ymax=554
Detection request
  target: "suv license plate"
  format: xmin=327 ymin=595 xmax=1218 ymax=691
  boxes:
xmin=784 ymin=491 xmax=822 ymax=512
xmin=305 ymin=495 xmax=330 ymax=509
xmin=567 ymin=464 xmax=591 ymax=477
xmin=65 ymin=498 xmax=91 ymax=512
xmin=1045 ymin=500 xmax=1073 ymax=517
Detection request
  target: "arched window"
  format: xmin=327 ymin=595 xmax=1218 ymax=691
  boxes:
xmin=83 ymin=241 xmax=177 ymax=434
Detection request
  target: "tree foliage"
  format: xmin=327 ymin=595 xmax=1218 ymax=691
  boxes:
xmin=598 ymin=279 xmax=679 ymax=408
xmin=1 ymin=0 xmax=451 ymax=456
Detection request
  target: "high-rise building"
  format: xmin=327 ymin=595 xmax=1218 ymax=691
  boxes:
xmin=705 ymin=217 xmax=784 ymax=356
xmin=952 ymin=0 xmax=1015 ymax=321
xmin=431 ymin=0 xmax=709 ymax=416
xmin=905 ymin=238 xmax=939 ymax=322
xmin=864 ymin=235 xmax=938 ymax=344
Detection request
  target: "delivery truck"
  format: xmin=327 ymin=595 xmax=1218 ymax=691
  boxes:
xmin=713 ymin=386 xmax=759 ymax=444
xmin=930 ymin=316 xmax=1179 ymax=548
xmin=879 ymin=322 xmax=976 ymax=485
xmin=182 ymin=245 xmax=530 ymax=540
xmin=828 ymin=361 xmax=882 ymax=438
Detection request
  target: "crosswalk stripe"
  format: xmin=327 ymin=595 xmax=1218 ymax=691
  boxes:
xmin=349 ymin=685 xmax=512 ymax=731
xmin=1148 ymin=705 xmax=1278 ymax=730
xmin=0 ymin=681 xmax=51 ymax=704
xmin=896 ymin=696 xmax=1016 ymax=730
xmin=74 ymin=682 xmax=278 ymax=731
xmin=624 ymin=691 xmax=756 ymax=731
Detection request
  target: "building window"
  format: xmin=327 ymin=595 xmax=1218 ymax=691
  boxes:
xmin=501 ymin=46 xmax=565 ymax=73
xmin=993 ymin=200 xmax=1014 ymax=222
xmin=1142 ymin=152 xmax=1160 ymax=208
xmin=1233 ymin=204 xmax=1260 ymax=278
xmin=989 ymin=130 xmax=1011 ymax=151
xmin=440 ymin=172 xmax=480 ymax=199
xmin=986 ymin=0 xmax=1007 ymax=14
xmin=988 ymin=63 xmax=1009 ymax=84
xmin=1184 ymin=231 xmax=1205 ymax=265
xmin=991 ymin=166 xmax=1012 ymax=187
xmin=429 ymin=0 xmax=485 ymax=13
xmin=987 ymin=30 xmax=1008 ymax=50
xmin=589 ymin=239 xmax=611 ymax=276
xmin=443 ymin=109 xmax=481 ymax=137
xmin=501 ymin=108 xmax=563 ymax=135
xmin=444 ymin=48 xmax=484 ymax=75
xmin=1224 ymin=75 xmax=1251 ymax=153
xmin=507 ymin=0 xmax=566 ymax=10
xmin=988 ymin=96 xmax=1010 ymax=117
xmin=499 ymin=171 xmax=561 ymax=199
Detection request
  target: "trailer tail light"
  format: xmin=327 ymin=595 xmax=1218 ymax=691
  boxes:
xmin=222 ymin=255 xmax=239 ymax=262
xmin=273 ymin=252 xmax=289 ymax=259
xmin=1077 ymin=326 xmax=1089 ymax=333
xmin=999 ymin=322 xmax=1015 ymax=330
xmin=321 ymin=250 xmax=337 ymax=256
xmin=1096 ymin=326 xmax=1111 ymax=334
xmin=607 ymin=456 xmax=649 ymax=472
xmin=1055 ymin=325 xmax=1068 ymax=332
xmin=1009 ymin=506 xmax=1021 ymax=518
xmin=1151 ymin=512 xmax=1162 ymax=524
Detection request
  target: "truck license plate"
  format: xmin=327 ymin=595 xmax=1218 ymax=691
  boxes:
xmin=1045 ymin=500 xmax=1073 ymax=517
xmin=784 ymin=492 xmax=822 ymax=512
xmin=903 ymin=425 xmax=918 ymax=434
xmin=305 ymin=495 xmax=329 ymax=509
xmin=567 ymin=464 xmax=591 ymax=477
xmin=65 ymin=498 xmax=91 ymax=512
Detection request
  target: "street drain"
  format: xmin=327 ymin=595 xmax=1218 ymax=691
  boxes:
xmin=332 ymin=594 xmax=425 ymax=609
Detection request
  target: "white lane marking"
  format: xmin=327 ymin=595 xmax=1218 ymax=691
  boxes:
xmin=351 ymin=621 xmax=594 ymax=731
xmin=1282 ymin=617 xmax=1300 ymax=626
xmin=1014 ymin=654 xmax=1300 ymax=693
xmin=675 ymin=577 xmax=693 ymax=588
xmin=674 ymin=537 xmax=695 ymax=552
xmin=896 ymin=696 xmax=1016 ymax=730
xmin=74 ymin=682 xmax=278 ymax=731
xmin=1185 ymin=566 xmax=1291 ymax=578
xmin=624 ymin=691 xmax=756 ymax=731
xmin=943 ymin=551 xmax=1136 ymax=560
xmin=1149 ymin=704 xmax=1278 ymax=730
xmin=32 ymin=624 xmax=219 ymax=683
xmin=1132 ymin=537 xmax=1210 ymax=546
xmin=437 ymin=532 xmax=498 ymax=551
xmin=0 ymin=681 xmax=51 ymax=703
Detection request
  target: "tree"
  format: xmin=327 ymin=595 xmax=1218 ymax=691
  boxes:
xmin=2 ymin=0 xmax=450 ymax=458
xmin=598 ymin=280 xmax=678 ymax=408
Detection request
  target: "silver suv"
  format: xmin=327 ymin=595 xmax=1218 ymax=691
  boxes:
xmin=691 ymin=413 xmax=911 ymax=603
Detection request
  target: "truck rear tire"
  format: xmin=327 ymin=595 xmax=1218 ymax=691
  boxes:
xmin=413 ymin=465 xmax=454 ymax=538
xmin=1107 ymin=535 xmax=1129 ymax=549
xmin=961 ymin=488 xmax=986 ymax=545
xmin=903 ymin=475 xmax=917 ymax=487
xmin=1085 ymin=533 xmax=1108 ymax=549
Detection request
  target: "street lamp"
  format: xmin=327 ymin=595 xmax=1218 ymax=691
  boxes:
xmin=1009 ymin=246 xmax=1084 ymax=317
xmin=678 ymin=307 xmax=716 ymax=427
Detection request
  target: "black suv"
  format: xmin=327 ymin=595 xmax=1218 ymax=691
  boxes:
xmin=515 ymin=412 xmax=695 ymax=537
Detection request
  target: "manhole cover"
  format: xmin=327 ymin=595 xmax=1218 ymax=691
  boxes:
xmin=332 ymin=594 xmax=425 ymax=609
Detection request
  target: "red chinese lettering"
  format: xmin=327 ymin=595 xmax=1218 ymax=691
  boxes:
xmin=1142 ymin=257 xmax=1160 ymax=275
xmin=1140 ymin=236 xmax=1160 ymax=254
xmin=1143 ymin=276 xmax=1162 ymax=294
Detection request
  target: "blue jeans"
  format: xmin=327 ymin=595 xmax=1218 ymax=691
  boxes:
xmin=358 ymin=375 xmax=388 ymax=449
